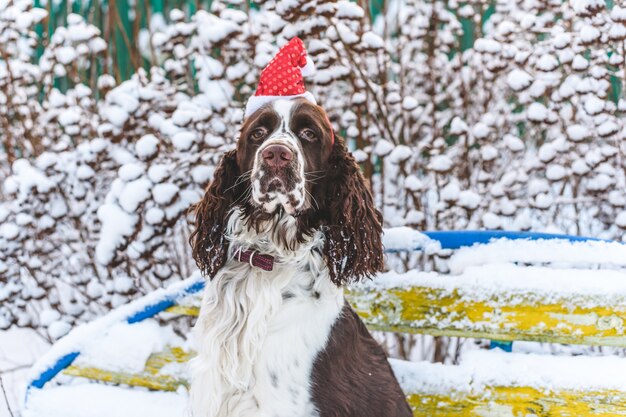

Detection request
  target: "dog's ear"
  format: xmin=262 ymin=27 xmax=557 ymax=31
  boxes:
xmin=190 ymin=150 xmax=240 ymax=279
xmin=322 ymin=138 xmax=384 ymax=285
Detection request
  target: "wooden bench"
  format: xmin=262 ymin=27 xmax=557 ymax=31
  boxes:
xmin=25 ymin=230 xmax=626 ymax=417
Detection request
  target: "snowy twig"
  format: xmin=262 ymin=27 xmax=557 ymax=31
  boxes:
xmin=0 ymin=375 xmax=15 ymax=417
xmin=0 ymin=363 xmax=32 ymax=375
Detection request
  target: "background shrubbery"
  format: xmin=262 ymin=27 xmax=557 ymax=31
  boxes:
xmin=1 ymin=0 xmax=626 ymax=361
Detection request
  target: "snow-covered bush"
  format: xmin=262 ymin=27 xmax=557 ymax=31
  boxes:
xmin=1 ymin=0 xmax=626 ymax=359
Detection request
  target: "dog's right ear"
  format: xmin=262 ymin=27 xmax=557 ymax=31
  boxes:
xmin=190 ymin=150 xmax=240 ymax=279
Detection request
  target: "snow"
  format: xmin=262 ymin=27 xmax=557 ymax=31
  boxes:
xmin=40 ymin=310 xmax=61 ymax=327
xmin=118 ymin=163 xmax=145 ymax=181
xmin=527 ymin=102 xmax=547 ymax=122
xmin=536 ymin=54 xmax=559 ymax=71
xmin=334 ymin=23 xmax=360 ymax=45
xmin=402 ymin=97 xmax=418 ymax=111
xmin=583 ymin=95 xmax=604 ymax=115
xmin=48 ymin=321 xmax=72 ymax=340
xmin=382 ymin=227 xmax=441 ymax=253
xmin=95 ymin=204 xmax=137 ymax=265
xmin=448 ymin=238 xmax=626 ymax=273
xmin=335 ymin=0 xmax=365 ymax=19
xmin=25 ymin=349 xmax=626 ymax=417
xmin=441 ymin=182 xmax=460 ymax=202
xmin=546 ymin=164 xmax=566 ymax=181
xmin=458 ymin=190 xmax=481 ymax=210
xmin=118 ymin=178 xmax=152 ymax=213
xmin=100 ymin=105 xmax=129 ymax=127
xmin=194 ymin=11 xmax=240 ymax=45
xmin=580 ymin=24 xmax=601 ymax=43
xmin=480 ymin=145 xmax=498 ymax=161
xmin=73 ymin=321 xmax=183 ymax=374
xmin=55 ymin=46 xmax=77 ymax=65
xmin=9 ymin=159 xmax=56 ymax=198
xmin=616 ymin=211 xmax=626 ymax=228
xmin=392 ymin=349 xmax=626 ymax=394
xmin=404 ymin=175 xmax=423 ymax=191
xmin=449 ymin=117 xmax=468 ymax=134
xmin=572 ymin=54 xmax=589 ymax=70
xmin=172 ymin=131 xmax=197 ymax=151
xmin=362 ymin=32 xmax=384 ymax=49
xmin=0 ymin=329 xmax=51 ymax=417
xmin=191 ymin=166 xmax=213 ymax=184
xmin=374 ymin=139 xmax=394 ymax=156
xmin=26 ymin=274 xmax=202 ymax=388
xmin=482 ymin=212 xmax=502 ymax=229
xmin=566 ymin=124 xmax=590 ymax=141
xmin=359 ymin=263 xmax=626 ymax=308
xmin=472 ymin=122 xmax=489 ymax=139
xmin=428 ymin=155 xmax=453 ymax=172
xmin=146 ymin=207 xmax=165 ymax=224
xmin=136 ymin=135 xmax=159 ymax=159
xmin=507 ymin=69 xmax=533 ymax=91
xmin=76 ymin=165 xmax=95 ymax=180
xmin=24 ymin=384 xmax=188 ymax=417
xmin=598 ymin=119 xmax=619 ymax=137
xmin=152 ymin=183 xmax=179 ymax=205
xmin=388 ymin=145 xmax=412 ymax=163
xmin=58 ymin=109 xmax=81 ymax=126
xmin=612 ymin=5 xmax=626 ymax=21
xmin=503 ymin=134 xmax=524 ymax=151
xmin=474 ymin=39 xmax=501 ymax=54
xmin=588 ymin=173 xmax=613 ymax=191
xmin=0 ymin=223 xmax=19 ymax=240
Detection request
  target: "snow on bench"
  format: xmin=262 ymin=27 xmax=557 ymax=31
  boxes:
xmin=167 ymin=263 xmax=626 ymax=347
xmin=26 ymin=341 xmax=626 ymax=417
xmin=24 ymin=231 xmax=626 ymax=417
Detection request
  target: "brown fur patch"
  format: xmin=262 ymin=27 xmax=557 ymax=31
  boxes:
xmin=311 ymin=302 xmax=413 ymax=417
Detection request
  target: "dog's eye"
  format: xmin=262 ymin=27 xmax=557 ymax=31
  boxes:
xmin=299 ymin=128 xmax=317 ymax=142
xmin=250 ymin=127 xmax=267 ymax=142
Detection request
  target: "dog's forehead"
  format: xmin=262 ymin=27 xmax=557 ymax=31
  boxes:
xmin=272 ymin=99 xmax=295 ymax=127
xmin=270 ymin=98 xmax=323 ymax=128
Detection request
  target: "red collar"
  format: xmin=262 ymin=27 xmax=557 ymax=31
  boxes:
xmin=234 ymin=247 xmax=275 ymax=271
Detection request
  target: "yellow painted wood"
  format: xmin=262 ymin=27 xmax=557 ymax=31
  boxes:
xmin=63 ymin=347 xmax=190 ymax=391
xmin=349 ymin=286 xmax=626 ymax=347
xmin=165 ymin=305 xmax=199 ymax=316
xmin=65 ymin=348 xmax=626 ymax=416
xmin=165 ymin=287 xmax=626 ymax=347
xmin=407 ymin=387 xmax=626 ymax=416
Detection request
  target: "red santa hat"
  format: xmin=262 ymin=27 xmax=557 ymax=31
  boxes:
xmin=244 ymin=37 xmax=317 ymax=118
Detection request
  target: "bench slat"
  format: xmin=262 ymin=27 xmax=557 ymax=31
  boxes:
xmin=350 ymin=286 xmax=626 ymax=347
xmin=63 ymin=347 xmax=190 ymax=391
xmin=165 ymin=286 xmax=626 ymax=347
xmin=64 ymin=348 xmax=626 ymax=416
xmin=407 ymin=388 xmax=626 ymax=416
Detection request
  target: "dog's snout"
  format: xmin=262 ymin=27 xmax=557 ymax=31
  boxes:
xmin=262 ymin=144 xmax=293 ymax=167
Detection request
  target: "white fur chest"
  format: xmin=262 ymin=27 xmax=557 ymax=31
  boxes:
xmin=189 ymin=212 xmax=344 ymax=417
xmin=252 ymin=269 xmax=343 ymax=417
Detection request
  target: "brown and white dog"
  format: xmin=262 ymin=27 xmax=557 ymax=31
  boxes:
xmin=189 ymin=98 xmax=412 ymax=417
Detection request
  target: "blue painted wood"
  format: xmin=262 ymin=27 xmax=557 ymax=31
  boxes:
xmin=126 ymin=280 xmax=205 ymax=324
xmin=422 ymin=230 xmax=606 ymax=250
xmin=27 ymin=351 xmax=80 ymax=399
xmin=490 ymin=340 xmax=513 ymax=352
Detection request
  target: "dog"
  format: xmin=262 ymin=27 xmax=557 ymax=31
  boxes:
xmin=188 ymin=97 xmax=412 ymax=417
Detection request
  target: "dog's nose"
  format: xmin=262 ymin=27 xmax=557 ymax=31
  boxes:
xmin=262 ymin=144 xmax=293 ymax=167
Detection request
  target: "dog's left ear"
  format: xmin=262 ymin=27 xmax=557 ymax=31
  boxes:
xmin=322 ymin=138 xmax=384 ymax=285
xmin=189 ymin=150 xmax=240 ymax=279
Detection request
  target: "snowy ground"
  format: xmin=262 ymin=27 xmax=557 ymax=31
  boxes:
xmin=0 ymin=329 xmax=50 ymax=417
